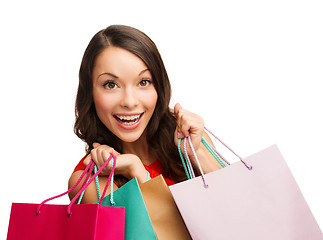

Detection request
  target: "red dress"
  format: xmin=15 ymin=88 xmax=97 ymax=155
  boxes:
xmin=73 ymin=156 xmax=175 ymax=186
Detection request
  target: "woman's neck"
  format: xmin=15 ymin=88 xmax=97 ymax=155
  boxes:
xmin=122 ymin=134 xmax=156 ymax=165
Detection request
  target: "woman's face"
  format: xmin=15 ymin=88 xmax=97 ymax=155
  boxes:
xmin=92 ymin=46 xmax=158 ymax=143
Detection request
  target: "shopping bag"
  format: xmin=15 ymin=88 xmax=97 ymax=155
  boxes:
xmin=169 ymin=130 xmax=323 ymax=240
xmin=140 ymin=175 xmax=191 ymax=240
xmin=7 ymin=155 xmax=125 ymax=240
xmin=94 ymin=176 xmax=157 ymax=240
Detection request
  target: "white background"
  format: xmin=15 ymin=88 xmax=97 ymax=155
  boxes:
xmin=1 ymin=0 xmax=322 ymax=238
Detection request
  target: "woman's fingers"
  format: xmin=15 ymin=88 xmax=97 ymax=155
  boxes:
xmin=178 ymin=113 xmax=193 ymax=137
xmin=174 ymin=103 xmax=182 ymax=117
xmin=174 ymin=103 xmax=204 ymax=153
xmin=174 ymin=103 xmax=186 ymax=136
xmin=89 ymin=143 xmax=120 ymax=176
xmin=175 ymin=103 xmax=203 ymax=137
xmin=83 ymin=154 xmax=92 ymax=166
xmin=93 ymin=142 xmax=101 ymax=148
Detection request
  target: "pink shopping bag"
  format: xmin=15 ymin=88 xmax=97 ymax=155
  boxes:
xmin=170 ymin=132 xmax=323 ymax=240
xmin=7 ymin=155 xmax=125 ymax=240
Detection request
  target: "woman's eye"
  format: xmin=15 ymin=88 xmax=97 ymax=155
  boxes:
xmin=139 ymin=79 xmax=151 ymax=87
xmin=103 ymin=81 xmax=117 ymax=89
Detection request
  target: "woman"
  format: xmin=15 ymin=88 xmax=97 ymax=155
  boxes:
xmin=68 ymin=25 xmax=222 ymax=203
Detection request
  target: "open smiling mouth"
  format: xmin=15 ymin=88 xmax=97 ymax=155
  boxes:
xmin=113 ymin=113 xmax=144 ymax=126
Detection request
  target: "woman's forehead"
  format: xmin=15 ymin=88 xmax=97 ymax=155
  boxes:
xmin=93 ymin=46 xmax=150 ymax=79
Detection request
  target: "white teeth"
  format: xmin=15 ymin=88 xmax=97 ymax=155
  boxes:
xmin=115 ymin=114 xmax=142 ymax=126
xmin=116 ymin=114 xmax=141 ymax=121
xmin=123 ymin=121 xmax=137 ymax=126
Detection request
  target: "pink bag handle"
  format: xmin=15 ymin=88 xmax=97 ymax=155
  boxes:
xmin=36 ymin=155 xmax=116 ymax=216
xmin=204 ymin=127 xmax=251 ymax=169
xmin=183 ymin=127 xmax=252 ymax=188
xmin=67 ymin=155 xmax=116 ymax=215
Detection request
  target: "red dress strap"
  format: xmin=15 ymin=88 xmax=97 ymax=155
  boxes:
xmin=73 ymin=155 xmax=88 ymax=173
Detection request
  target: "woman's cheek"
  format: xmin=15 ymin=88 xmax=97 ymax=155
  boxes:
xmin=94 ymin=95 xmax=116 ymax=120
xmin=143 ymin=89 xmax=158 ymax=109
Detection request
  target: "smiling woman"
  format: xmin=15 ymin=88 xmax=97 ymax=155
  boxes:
xmin=68 ymin=25 xmax=222 ymax=203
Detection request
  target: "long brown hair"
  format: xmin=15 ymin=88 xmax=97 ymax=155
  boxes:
xmin=74 ymin=25 xmax=188 ymax=183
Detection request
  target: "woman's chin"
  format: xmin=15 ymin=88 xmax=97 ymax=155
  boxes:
xmin=117 ymin=132 xmax=144 ymax=143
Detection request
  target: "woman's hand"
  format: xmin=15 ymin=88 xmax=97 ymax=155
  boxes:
xmin=174 ymin=103 xmax=224 ymax=174
xmin=83 ymin=143 xmax=148 ymax=183
xmin=174 ymin=103 xmax=204 ymax=156
xmin=83 ymin=143 xmax=119 ymax=176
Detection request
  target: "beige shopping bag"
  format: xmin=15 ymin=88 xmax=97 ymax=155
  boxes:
xmin=140 ymin=175 xmax=191 ymax=240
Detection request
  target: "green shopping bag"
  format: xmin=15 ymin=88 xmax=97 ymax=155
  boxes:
xmin=93 ymin=169 xmax=157 ymax=240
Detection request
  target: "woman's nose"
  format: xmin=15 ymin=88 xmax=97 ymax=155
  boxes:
xmin=120 ymin=87 xmax=139 ymax=109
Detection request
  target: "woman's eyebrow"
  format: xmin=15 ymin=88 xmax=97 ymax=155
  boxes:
xmin=97 ymin=72 xmax=118 ymax=79
xmin=97 ymin=69 xmax=149 ymax=79
xmin=138 ymin=68 xmax=150 ymax=76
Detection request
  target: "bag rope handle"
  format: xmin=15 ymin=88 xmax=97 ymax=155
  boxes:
xmin=68 ymin=155 xmax=116 ymax=215
xmin=178 ymin=138 xmax=194 ymax=180
xmin=179 ymin=127 xmax=252 ymax=188
xmin=204 ymin=127 xmax=252 ymax=170
xmin=82 ymin=158 xmax=116 ymax=206
xmin=76 ymin=163 xmax=105 ymax=204
xmin=36 ymin=155 xmax=116 ymax=217
xmin=92 ymin=157 xmax=153 ymax=206
xmin=77 ymin=164 xmax=95 ymax=204
xmin=201 ymin=137 xmax=228 ymax=167
xmin=183 ymin=137 xmax=196 ymax=178
xmin=178 ymin=134 xmax=230 ymax=180
xmin=36 ymin=160 xmax=95 ymax=216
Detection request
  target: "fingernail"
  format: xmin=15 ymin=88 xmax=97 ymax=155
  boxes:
xmin=177 ymin=132 xmax=184 ymax=139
